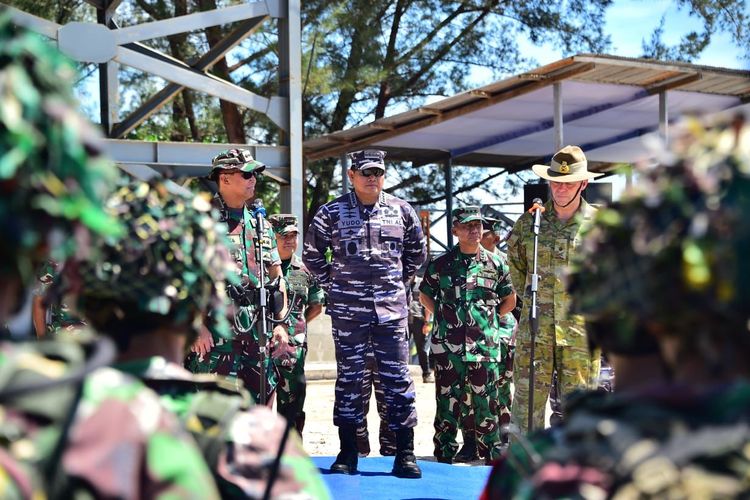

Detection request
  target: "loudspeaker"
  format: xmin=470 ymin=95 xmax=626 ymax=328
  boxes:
xmin=523 ymin=183 xmax=548 ymax=212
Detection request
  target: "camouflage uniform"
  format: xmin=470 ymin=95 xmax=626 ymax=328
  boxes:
xmin=74 ymin=181 xmax=330 ymax=499
xmin=506 ymin=198 xmax=601 ymax=433
xmin=304 ymin=149 xmax=426 ymax=477
xmin=303 ymin=188 xmax=426 ymax=429
xmin=0 ymin=15 xmax=212 ymax=498
xmin=118 ymin=356 xmax=330 ymax=499
xmin=483 ymin=384 xmax=750 ymax=499
xmin=186 ymin=189 xmax=283 ymax=405
xmin=275 ymin=253 xmax=325 ymax=434
xmin=0 ymin=337 xmax=220 ymax=499
xmin=358 ymin=348 xmax=397 ymax=455
xmin=420 ymin=241 xmax=515 ymax=462
xmin=483 ymin=119 xmax=750 ymax=498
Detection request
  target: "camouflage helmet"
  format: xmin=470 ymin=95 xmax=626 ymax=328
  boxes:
xmin=0 ymin=15 xmax=121 ymax=280
xmin=74 ymin=180 xmax=238 ymax=339
xmin=208 ymin=148 xmax=265 ymax=181
xmin=569 ymin=116 xmax=750 ymax=354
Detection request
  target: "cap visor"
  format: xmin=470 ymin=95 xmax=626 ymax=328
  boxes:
xmin=356 ymin=162 xmax=385 ymax=171
xmin=240 ymin=162 xmax=266 ymax=174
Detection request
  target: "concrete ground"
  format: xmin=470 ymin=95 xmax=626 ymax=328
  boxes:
xmin=301 ymin=364 xmax=441 ymax=460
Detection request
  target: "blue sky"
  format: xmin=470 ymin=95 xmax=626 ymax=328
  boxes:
xmin=520 ymin=0 xmax=747 ymax=71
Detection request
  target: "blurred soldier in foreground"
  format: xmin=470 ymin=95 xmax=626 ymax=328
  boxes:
xmin=482 ymin=117 xmax=750 ymax=498
xmin=304 ymin=149 xmax=426 ymax=477
xmin=186 ymin=148 xmax=289 ymax=405
xmin=269 ymin=214 xmax=325 ymax=436
xmin=506 ymin=145 xmax=603 ymax=433
xmin=420 ymin=206 xmax=516 ymax=464
xmin=71 ymin=182 xmax=329 ymax=499
xmin=0 ymin=16 xmax=218 ymax=498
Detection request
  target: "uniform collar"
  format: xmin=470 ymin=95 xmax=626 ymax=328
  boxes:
xmin=544 ymin=197 xmax=594 ymax=226
xmin=348 ymin=190 xmax=387 ymax=209
xmin=452 ymin=244 xmax=486 ymax=263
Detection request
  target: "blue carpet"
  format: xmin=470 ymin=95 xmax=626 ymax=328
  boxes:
xmin=312 ymin=456 xmax=490 ymax=500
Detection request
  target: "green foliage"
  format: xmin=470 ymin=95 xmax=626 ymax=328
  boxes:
xmin=301 ymin=0 xmax=615 ymax=222
xmin=640 ymin=0 xmax=749 ymax=62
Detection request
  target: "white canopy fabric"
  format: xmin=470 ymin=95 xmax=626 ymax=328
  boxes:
xmin=304 ymin=54 xmax=750 ymax=172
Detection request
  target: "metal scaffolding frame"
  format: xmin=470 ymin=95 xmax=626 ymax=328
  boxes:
xmin=4 ymin=0 xmax=303 ymax=222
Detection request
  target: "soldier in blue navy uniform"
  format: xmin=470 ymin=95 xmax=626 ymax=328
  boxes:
xmin=303 ymin=149 xmax=426 ymax=478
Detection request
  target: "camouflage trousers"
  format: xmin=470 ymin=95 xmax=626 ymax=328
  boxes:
xmin=463 ymin=344 xmax=514 ymax=442
xmin=185 ymin=334 xmax=279 ymax=407
xmin=331 ymin=318 xmax=417 ymax=430
xmin=433 ymin=353 xmax=505 ymax=461
xmin=357 ymin=349 xmax=396 ymax=456
xmin=274 ymin=345 xmax=307 ymax=434
xmin=511 ymin=340 xmax=600 ymax=434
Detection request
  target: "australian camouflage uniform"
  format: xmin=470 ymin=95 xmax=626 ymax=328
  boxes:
xmin=118 ymin=356 xmax=330 ymax=499
xmin=506 ymin=198 xmax=601 ymax=434
xmin=303 ymin=188 xmax=426 ymax=431
xmin=420 ymin=244 xmax=515 ymax=462
xmin=274 ymin=253 xmax=325 ymax=434
xmin=0 ymin=335 xmax=220 ymax=499
xmin=186 ymin=193 xmax=282 ymax=405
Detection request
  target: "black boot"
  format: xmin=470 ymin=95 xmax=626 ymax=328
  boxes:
xmin=454 ymin=434 xmax=478 ymax=463
xmin=331 ymin=425 xmax=359 ymax=474
xmin=392 ymin=428 xmax=422 ymax=479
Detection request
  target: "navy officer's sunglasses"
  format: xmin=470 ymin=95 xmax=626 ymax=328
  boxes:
xmin=358 ymin=168 xmax=384 ymax=178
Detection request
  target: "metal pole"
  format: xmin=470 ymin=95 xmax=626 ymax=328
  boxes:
xmin=659 ymin=91 xmax=668 ymax=146
xmin=341 ymin=154 xmax=350 ymax=194
xmin=97 ymin=1 xmax=119 ymax=136
xmin=528 ymin=201 xmax=543 ymax=433
xmin=553 ymin=82 xmax=563 ymax=151
xmin=278 ymin=0 xmax=303 ymax=226
xmin=444 ymin=158 xmax=454 ymax=248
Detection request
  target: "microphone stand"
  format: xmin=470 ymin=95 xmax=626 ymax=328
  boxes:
xmin=527 ymin=199 xmax=543 ymax=433
xmin=251 ymin=200 xmax=271 ymax=407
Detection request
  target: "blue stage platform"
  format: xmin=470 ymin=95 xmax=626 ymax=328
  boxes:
xmin=312 ymin=456 xmax=490 ymax=500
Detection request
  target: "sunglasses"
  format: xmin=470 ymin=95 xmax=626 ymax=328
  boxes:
xmin=233 ymin=170 xmax=259 ymax=180
xmin=358 ymin=168 xmax=384 ymax=178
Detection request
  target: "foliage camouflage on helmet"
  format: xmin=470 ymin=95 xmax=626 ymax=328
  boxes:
xmin=0 ymin=15 xmax=121 ymax=279
xmin=75 ymin=180 xmax=238 ymax=338
xmin=569 ymin=117 xmax=750 ymax=353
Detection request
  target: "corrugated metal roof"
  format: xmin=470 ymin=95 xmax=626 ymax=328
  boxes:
xmin=304 ymin=54 xmax=750 ymax=171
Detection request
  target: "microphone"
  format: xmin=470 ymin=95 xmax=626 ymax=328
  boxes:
xmin=528 ymin=198 xmax=546 ymax=214
xmin=251 ymin=199 xmax=267 ymax=218
xmin=531 ymin=198 xmax=544 ymax=236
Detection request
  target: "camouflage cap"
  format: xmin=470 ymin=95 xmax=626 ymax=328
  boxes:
xmin=482 ymin=216 xmax=503 ymax=234
xmin=452 ymin=206 xmax=483 ymax=224
xmin=269 ymin=214 xmax=299 ymax=235
xmin=569 ymin=117 xmax=750 ymax=353
xmin=208 ymin=148 xmax=266 ymax=180
xmin=348 ymin=149 xmax=386 ymax=171
xmin=74 ymin=180 xmax=238 ymax=338
xmin=0 ymin=16 xmax=121 ymax=280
